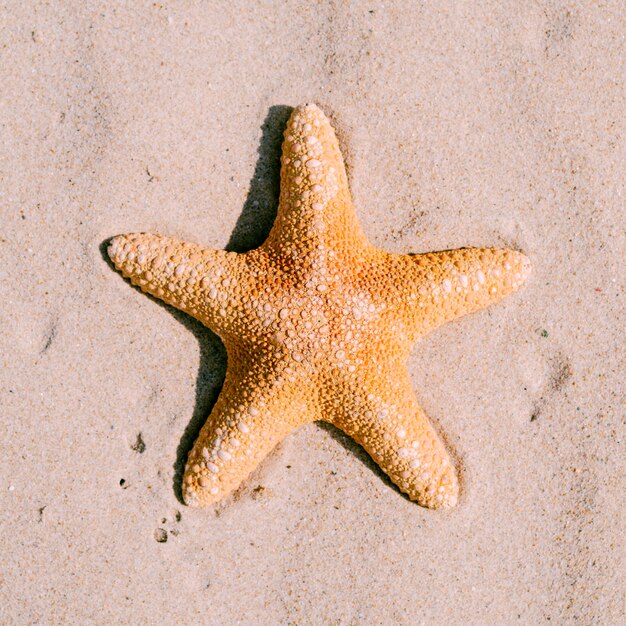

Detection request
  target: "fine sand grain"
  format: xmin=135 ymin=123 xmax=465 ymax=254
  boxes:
xmin=1 ymin=2 xmax=624 ymax=624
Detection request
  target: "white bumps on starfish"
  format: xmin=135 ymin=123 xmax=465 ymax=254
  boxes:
xmin=109 ymin=103 xmax=531 ymax=509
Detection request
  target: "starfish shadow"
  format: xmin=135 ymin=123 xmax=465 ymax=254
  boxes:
xmin=225 ymin=105 xmax=293 ymax=252
xmin=315 ymin=421 xmax=415 ymax=503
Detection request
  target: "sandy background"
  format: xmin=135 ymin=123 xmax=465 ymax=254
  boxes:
xmin=1 ymin=1 xmax=624 ymax=624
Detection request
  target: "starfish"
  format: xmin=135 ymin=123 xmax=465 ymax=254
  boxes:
xmin=108 ymin=103 xmax=531 ymax=509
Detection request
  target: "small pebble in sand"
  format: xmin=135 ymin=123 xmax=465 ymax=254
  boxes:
xmin=154 ymin=528 xmax=168 ymax=543
xmin=130 ymin=432 xmax=146 ymax=453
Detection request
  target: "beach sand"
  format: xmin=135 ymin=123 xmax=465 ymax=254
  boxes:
xmin=1 ymin=2 xmax=623 ymax=623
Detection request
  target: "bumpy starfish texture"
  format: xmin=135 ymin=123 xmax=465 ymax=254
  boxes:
xmin=108 ymin=104 xmax=531 ymax=509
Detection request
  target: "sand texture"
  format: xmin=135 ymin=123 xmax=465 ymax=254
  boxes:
xmin=1 ymin=2 xmax=624 ymax=624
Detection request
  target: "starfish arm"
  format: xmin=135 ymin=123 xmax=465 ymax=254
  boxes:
xmin=329 ymin=368 xmax=459 ymax=509
xmin=107 ymin=233 xmax=246 ymax=329
xmin=388 ymin=247 xmax=531 ymax=337
xmin=182 ymin=350 xmax=312 ymax=507
xmin=263 ymin=103 xmax=369 ymax=254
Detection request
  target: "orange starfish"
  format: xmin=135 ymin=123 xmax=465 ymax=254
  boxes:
xmin=108 ymin=104 xmax=531 ymax=509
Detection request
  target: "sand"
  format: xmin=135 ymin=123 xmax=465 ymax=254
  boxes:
xmin=1 ymin=1 xmax=624 ymax=624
